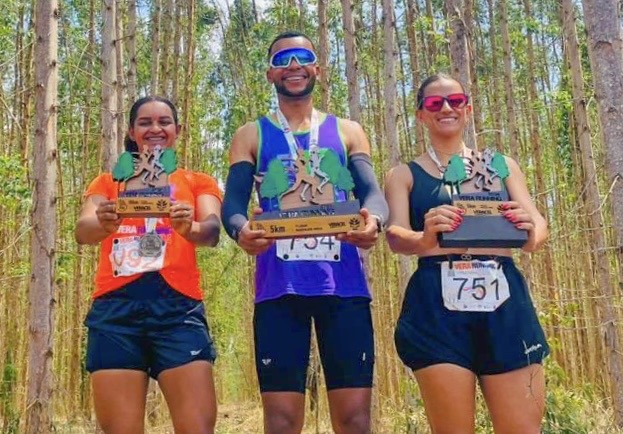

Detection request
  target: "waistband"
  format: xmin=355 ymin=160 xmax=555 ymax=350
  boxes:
xmin=96 ymin=272 xmax=189 ymax=301
xmin=417 ymin=254 xmax=514 ymax=267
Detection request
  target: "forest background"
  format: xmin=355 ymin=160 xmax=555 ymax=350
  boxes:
xmin=3 ymin=0 xmax=623 ymax=432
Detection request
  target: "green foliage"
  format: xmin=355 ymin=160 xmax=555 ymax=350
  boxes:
xmin=0 ymin=155 xmax=30 ymax=212
xmin=0 ymin=357 xmax=19 ymax=434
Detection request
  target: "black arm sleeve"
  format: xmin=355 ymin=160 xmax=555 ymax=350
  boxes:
xmin=221 ymin=161 xmax=255 ymax=241
xmin=347 ymin=153 xmax=389 ymax=225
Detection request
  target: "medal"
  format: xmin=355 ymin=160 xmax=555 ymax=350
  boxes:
xmin=139 ymin=218 xmax=162 ymax=257
xmin=138 ymin=232 xmax=163 ymax=257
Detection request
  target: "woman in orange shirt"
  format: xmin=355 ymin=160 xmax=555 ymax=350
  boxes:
xmin=76 ymin=96 xmax=222 ymax=434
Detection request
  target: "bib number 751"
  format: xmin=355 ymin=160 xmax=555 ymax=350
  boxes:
xmin=441 ymin=261 xmax=510 ymax=312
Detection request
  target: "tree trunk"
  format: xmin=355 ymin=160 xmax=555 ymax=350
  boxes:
xmin=498 ymin=0 xmax=519 ymax=159
xmin=445 ymin=0 xmax=477 ymax=149
xmin=127 ymin=0 xmax=138 ymax=102
xmin=101 ymin=0 xmax=118 ymax=171
xmin=340 ymin=0 xmax=361 ymax=122
xmin=581 ymin=0 xmax=623 ymax=424
xmin=317 ymin=0 xmax=330 ymax=111
xmin=150 ymin=0 xmax=162 ymax=95
xmin=26 ymin=1 xmax=58 ymax=432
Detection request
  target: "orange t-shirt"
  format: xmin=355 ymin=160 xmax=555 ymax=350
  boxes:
xmin=84 ymin=169 xmax=222 ymax=300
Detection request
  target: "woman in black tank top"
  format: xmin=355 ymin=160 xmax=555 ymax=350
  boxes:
xmin=384 ymin=73 xmax=549 ymax=433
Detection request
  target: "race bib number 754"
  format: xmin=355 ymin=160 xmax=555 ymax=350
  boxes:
xmin=441 ymin=260 xmax=510 ymax=312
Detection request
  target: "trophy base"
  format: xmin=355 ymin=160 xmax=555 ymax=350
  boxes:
xmin=438 ymin=198 xmax=527 ymax=248
xmin=250 ymin=201 xmax=364 ymax=238
xmin=117 ymin=187 xmax=171 ymax=218
xmin=439 ymin=215 xmax=528 ymax=248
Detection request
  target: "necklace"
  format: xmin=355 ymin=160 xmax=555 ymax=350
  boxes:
xmin=426 ymin=144 xmax=467 ymax=175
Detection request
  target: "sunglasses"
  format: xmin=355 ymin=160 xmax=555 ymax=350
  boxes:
xmin=269 ymin=47 xmax=318 ymax=69
xmin=419 ymin=93 xmax=469 ymax=112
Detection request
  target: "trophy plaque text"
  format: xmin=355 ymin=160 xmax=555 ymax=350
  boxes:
xmin=112 ymin=146 xmax=177 ymax=218
xmin=439 ymin=148 xmax=528 ymax=248
xmin=250 ymin=147 xmax=364 ymax=238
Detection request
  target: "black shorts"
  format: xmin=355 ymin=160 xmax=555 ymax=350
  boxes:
xmin=254 ymin=295 xmax=374 ymax=393
xmin=395 ymin=255 xmax=549 ymax=375
xmin=85 ymin=272 xmax=217 ymax=379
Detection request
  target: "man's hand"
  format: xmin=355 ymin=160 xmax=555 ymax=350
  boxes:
xmin=237 ymin=207 xmax=275 ymax=255
xmin=336 ymin=208 xmax=379 ymax=250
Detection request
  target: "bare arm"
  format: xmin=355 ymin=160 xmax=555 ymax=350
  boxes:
xmin=385 ymin=164 xmax=463 ymax=255
xmin=171 ymin=194 xmax=222 ymax=247
xmin=75 ymin=195 xmax=122 ymax=245
xmin=503 ymin=157 xmax=548 ymax=252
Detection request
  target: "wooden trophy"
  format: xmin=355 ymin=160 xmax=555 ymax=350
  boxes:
xmin=250 ymin=146 xmax=364 ymax=238
xmin=439 ymin=148 xmax=528 ymax=248
xmin=113 ymin=146 xmax=177 ymax=217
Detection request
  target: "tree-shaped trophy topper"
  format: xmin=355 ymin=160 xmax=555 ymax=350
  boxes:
xmin=113 ymin=146 xmax=177 ymax=217
xmin=250 ymin=146 xmax=364 ymax=238
xmin=439 ymin=148 xmax=527 ymax=248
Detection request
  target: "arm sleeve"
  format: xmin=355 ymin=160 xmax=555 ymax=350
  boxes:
xmin=347 ymin=153 xmax=389 ymax=226
xmin=221 ymin=161 xmax=256 ymax=241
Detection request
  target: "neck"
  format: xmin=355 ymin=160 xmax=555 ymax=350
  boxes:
xmin=429 ymin=136 xmax=466 ymax=163
xmin=277 ymin=96 xmax=314 ymax=129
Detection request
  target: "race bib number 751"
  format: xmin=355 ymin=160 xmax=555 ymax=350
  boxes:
xmin=441 ymin=260 xmax=510 ymax=312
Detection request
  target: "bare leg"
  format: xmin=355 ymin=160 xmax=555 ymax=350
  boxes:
xmin=158 ymin=361 xmax=217 ymax=434
xmin=261 ymin=391 xmax=305 ymax=434
xmin=480 ymin=364 xmax=545 ymax=434
xmin=327 ymin=387 xmax=372 ymax=434
xmin=91 ymin=370 xmax=149 ymax=434
xmin=414 ymin=364 xmax=477 ymax=434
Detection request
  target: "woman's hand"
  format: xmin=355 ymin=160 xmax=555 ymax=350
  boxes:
xmin=170 ymin=201 xmax=194 ymax=237
xmin=95 ymin=200 xmax=123 ymax=234
xmin=421 ymin=204 xmax=464 ymax=249
xmin=501 ymin=201 xmax=534 ymax=233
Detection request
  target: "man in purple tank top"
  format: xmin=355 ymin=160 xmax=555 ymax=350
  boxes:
xmin=222 ymin=31 xmax=388 ymax=434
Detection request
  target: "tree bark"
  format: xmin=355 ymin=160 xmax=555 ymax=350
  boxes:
xmin=101 ymin=0 xmax=118 ymax=171
xmin=26 ymin=1 xmax=58 ymax=432
xmin=317 ymin=0 xmax=330 ymax=111
xmin=581 ymin=0 xmax=623 ymax=424
xmin=445 ymin=0 xmax=477 ymax=149
xmin=340 ymin=0 xmax=361 ymax=122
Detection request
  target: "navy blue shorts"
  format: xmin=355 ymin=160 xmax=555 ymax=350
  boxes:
xmin=254 ymin=295 xmax=374 ymax=393
xmin=395 ymin=255 xmax=549 ymax=375
xmin=85 ymin=272 xmax=217 ymax=379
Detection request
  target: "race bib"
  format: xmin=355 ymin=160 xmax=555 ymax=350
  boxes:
xmin=276 ymin=236 xmax=341 ymax=261
xmin=109 ymin=235 xmax=166 ymax=277
xmin=441 ymin=260 xmax=510 ymax=312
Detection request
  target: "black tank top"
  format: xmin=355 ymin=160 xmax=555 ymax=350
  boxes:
xmin=407 ymin=161 xmax=452 ymax=231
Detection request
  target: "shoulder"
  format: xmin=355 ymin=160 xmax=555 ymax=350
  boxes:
xmin=230 ymin=120 xmax=260 ymax=164
xmin=335 ymin=117 xmax=370 ymax=155
xmin=336 ymin=116 xmax=365 ymax=136
xmin=385 ymin=163 xmax=413 ymax=189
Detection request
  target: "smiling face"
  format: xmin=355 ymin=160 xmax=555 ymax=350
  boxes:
xmin=128 ymin=101 xmax=180 ymax=152
xmin=416 ymin=77 xmax=471 ymax=139
xmin=266 ymin=36 xmax=319 ymax=99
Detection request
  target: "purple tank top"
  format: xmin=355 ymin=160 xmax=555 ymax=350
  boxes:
xmin=254 ymin=114 xmax=370 ymax=303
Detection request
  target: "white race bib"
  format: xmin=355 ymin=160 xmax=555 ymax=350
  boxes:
xmin=109 ymin=235 xmax=166 ymax=277
xmin=276 ymin=236 xmax=341 ymax=261
xmin=441 ymin=260 xmax=510 ymax=312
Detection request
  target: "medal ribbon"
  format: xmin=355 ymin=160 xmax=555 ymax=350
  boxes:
xmin=276 ymin=108 xmax=319 ymax=158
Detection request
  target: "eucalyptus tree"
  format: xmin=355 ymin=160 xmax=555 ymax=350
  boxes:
xmin=581 ymin=0 xmax=623 ymax=425
xmin=26 ymin=0 xmax=58 ymax=432
xmin=101 ymin=0 xmax=118 ymax=170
